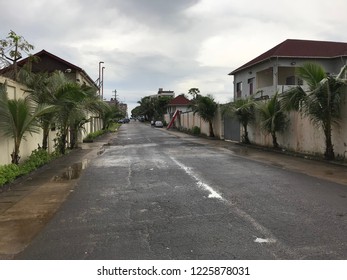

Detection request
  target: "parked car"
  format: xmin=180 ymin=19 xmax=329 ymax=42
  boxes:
xmin=118 ymin=118 xmax=130 ymax=124
xmin=154 ymin=121 xmax=163 ymax=128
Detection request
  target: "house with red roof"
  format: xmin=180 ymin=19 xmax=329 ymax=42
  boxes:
xmin=167 ymin=94 xmax=191 ymax=116
xmin=229 ymin=39 xmax=347 ymax=100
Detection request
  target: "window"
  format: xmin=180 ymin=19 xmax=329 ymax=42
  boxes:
xmin=286 ymin=75 xmax=303 ymax=86
xmin=248 ymin=78 xmax=254 ymax=95
xmin=236 ymin=82 xmax=242 ymax=98
xmin=285 ymin=76 xmax=295 ymax=85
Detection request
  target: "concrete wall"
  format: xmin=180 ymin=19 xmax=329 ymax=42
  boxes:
xmin=166 ymin=107 xmax=224 ymax=139
xmin=247 ymin=98 xmax=347 ymax=158
xmin=166 ymin=98 xmax=347 ymax=159
xmin=0 ymin=76 xmax=103 ymax=165
xmin=0 ymin=77 xmax=47 ymax=165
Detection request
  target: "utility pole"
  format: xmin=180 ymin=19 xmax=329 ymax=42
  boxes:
xmin=98 ymin=61 xmax=104 ymax=97
xmin=112 ymin=89 xmax=118 ymax=106
xmin=101 ymin=66 xmax=105 ymax=100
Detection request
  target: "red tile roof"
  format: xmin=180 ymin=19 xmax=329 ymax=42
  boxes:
xmin=229 ymin=39 xmax=347 ymax=75
xmin=168 ymin=94 xmax=190 ymax=106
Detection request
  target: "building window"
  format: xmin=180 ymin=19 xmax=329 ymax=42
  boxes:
xmin=286 ymin=75 xmax=303 ymax=85
xmin=248 ymin=78 xmax=254 ymax=95
xmin=236 ymin=82 xmax=242 ymax=98
xmin=285 ymin=76 xmax=295 ymax=85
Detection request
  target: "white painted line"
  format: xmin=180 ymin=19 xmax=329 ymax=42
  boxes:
xmin=170 ymin=156 xmax=281 ymax=250
xmin=170 ymin=156 xmax=224 ymax=201
xmin=255 ymin=237 xmax=276 ymax=243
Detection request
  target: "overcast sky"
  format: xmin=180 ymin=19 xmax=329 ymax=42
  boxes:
xmin=1 ymin=0 xmax=346 ymax=113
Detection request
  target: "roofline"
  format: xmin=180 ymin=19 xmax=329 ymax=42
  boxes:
xmin=229 ymin=54 xmax=347 ymax=75
xmin=17 ymin=49 xmax=97 ymax=88
xmin=168 ymin=103 xmax=191 ymax=106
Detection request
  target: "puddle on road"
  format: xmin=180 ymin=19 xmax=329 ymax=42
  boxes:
xmin=53 ymin=159 xmax=90 ymax=181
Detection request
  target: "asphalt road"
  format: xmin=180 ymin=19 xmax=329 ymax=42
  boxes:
xmin=17 ymin=121 xmax=347 ymax=259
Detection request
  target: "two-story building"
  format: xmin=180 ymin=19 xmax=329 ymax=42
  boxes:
xmin=227 ymin=39 xmax=347 ymax=156
xmin=0 ymin=50 xmax=102 ymax=164
xmin=229 ymin=39 xmax=347 ymax=100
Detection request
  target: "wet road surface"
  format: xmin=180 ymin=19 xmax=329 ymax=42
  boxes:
xmin=17 ymin=121 xmax=347 ymax=259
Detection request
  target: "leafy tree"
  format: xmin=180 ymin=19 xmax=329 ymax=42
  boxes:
xmin=257 ymin=92 xmax=287 ymax=148
xmin=131 ymin=105 xmax=142 ymax=118
xmin=154 ymin=95 xmax=172 ymax=120
xmin=222 ymin=97 xmax=255 ymax=144
xmin=190 ymin=93 xmax=218 ymax=137
xmin=188 ymin=88 xmax=200 ymax=99
xmin=0 ymin=30 xmax=34 ymax=81
xmin=137 ymin=96 xmax=155 ymax=121
xmin=0 ymin=83 xmax=53 ymax=164
xmin=281 ymin=62 xmax=347 ymax=160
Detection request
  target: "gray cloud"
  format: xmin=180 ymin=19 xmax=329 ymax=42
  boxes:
xmin=1 ymin=0 xmax=347 ymax=114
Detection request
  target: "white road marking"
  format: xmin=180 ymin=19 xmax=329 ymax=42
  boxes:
xmin=255 ymin=237 xmax=276 ymax=243
xmin=170 ymin=156 xmax=224 ymax=201
xmin=170 ymin=156 xmax=282 ymax=251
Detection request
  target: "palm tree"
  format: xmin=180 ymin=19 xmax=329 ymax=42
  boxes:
xmin=101 ymin=105 xmax=125 ymax=130
xmin=257 ymin=93 xmax=287 ymax=148
xmin=222 ymin=97 xmax=255 ymax=144
xmin=18 ymin=67 xmax=56 ymax=150
xmin=53 ymin=81 xmax=107 ymax=153
xmin=281 ymin=62 xmax=347 ymax=160
xmin=190 ymin=94 xmax=218 ymax=137
xmin=0 ymin=83 xmax=52 ymax=164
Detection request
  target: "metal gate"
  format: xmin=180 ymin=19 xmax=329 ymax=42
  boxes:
xmin=224 ymin=116 xmax=240 ymax=141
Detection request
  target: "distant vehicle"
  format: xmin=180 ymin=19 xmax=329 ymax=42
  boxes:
xmin=154 ymin=121 xmax=163 ymax=128
xmin=118 ymin=118 xmax=130 ymax=124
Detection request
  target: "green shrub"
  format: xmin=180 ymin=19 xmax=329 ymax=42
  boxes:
xmin=0 ymin=164 xmax=20 ymax=186
xmin=19 ymin=149 xmax=55 ymax=176
xmin=83 ymin=130 xmax=106 ymax=142
xmin=108 ymin=122 xmax=121 ymax=132
xmin=0 ymin=149 xmax=57 ymax=187
xmin=192 ymin=126 xmax=201 ymax=135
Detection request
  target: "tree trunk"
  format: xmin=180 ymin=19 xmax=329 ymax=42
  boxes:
xmin=209 ymin=121 xmax=215 ymax=137
xmin=243 ymin=124 xmax=250 ymax=144
xmin=69 ymin=128 xmax=76 ymax=149
xmin=11 ymin=141 xmax=21 ymax=164
xmin=324 ymin=126 xmax=335 ymax=160
xmin=42 ymin=126 xmax=50 ymax=150
xmin=271 ymin=132 xmax=279 ymax=149
xmin=60 ymin=133 xmax=67 ymax=155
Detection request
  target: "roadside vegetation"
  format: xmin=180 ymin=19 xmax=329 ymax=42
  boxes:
xmin=0 ymin=30 xmax=124 ymax=189
xmin=188 ymin=88 xmax=218 ymax=137
xmin=132 ymin=95 xmax=172 ymax=122
xmin=223 ymin=62 xmax=347 ymax=160
xmin=0 ymin=148 xmax=59 ymax=188
xmin=281 ymin=62 xmax=347 ymax=160
xmin=83 ymin=123 xmax=121 ymax=142
xmin=222 ymin=97 xmax=255 ymax=144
